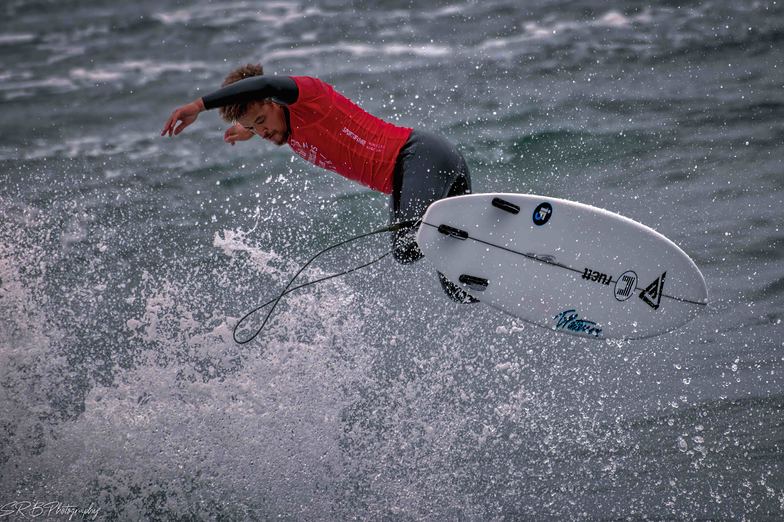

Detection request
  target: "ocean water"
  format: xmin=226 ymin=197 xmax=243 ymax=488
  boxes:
xmin=1 ymin=0 xmax=782 ymax=519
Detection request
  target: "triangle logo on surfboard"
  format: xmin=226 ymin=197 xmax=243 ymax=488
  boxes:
xmin=639 ymin=272 xmax=666 ymax=310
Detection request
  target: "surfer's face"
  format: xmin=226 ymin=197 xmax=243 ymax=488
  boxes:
xmin=239 ymin=101 xmax=288 ymax=146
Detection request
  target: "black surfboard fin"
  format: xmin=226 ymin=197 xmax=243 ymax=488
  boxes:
xmin=491 ymin=197 xmax=520 ymax=214
xmin=437 ymin=224 xmax=468 ymax=240
xmin=458 ymin=274 xmax=489 ymax=292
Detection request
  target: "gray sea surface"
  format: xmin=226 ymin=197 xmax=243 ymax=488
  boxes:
xmin=1 ymin=0 xmax=782 ymax=520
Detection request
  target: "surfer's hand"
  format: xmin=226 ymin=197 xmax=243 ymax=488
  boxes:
xmin=224 ymin=124 xmax=254 ymax=145
xmin=161 ymin=99 xmax=204 ymax=137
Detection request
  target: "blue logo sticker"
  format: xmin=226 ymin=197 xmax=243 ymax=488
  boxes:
xmin=533 ymin=202 xmax=552 ymax=226
xmin=553 ymin=309 xmax=603 ymax=338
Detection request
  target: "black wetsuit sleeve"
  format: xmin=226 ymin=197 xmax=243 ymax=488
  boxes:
xmin=201 ymin=76 xmax=299 ymax=109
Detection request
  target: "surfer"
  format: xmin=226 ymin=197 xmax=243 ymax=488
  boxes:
xmin=161 ymin=64 xmax=476 ymax=303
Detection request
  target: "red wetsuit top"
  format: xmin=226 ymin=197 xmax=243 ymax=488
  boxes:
xmin=286 ymin=76 xmax=412 ymax=194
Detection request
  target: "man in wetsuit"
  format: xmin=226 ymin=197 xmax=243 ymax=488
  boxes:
xmin=161 ymin=63 xmax=475 ymax=303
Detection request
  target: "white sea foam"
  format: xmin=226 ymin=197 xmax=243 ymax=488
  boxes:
xmin=0 ymin=202 xmax=72 ymax=499
xmin=0 ymin=32 xmax=36 ymax=45
xmin=154 ymin=1 xmax=328 ymax=29
xmin=382 ymin=43 xmax=451 ymax=57
xmin=213 ymin=227 xmax=285 ymax=277
xmin=0 ymin=77 xmax=75 ymax=93
xmin=15 ymin=350 xmax=360 ymax=516
xmin=263 ymin=42 xmax=451 ymax=62
xmin=9 ymin=131 xmax=162 ymax=162
xmin=0 ymin=203 xmax=384 ymax=517
xmin=68 ymin=60 xmax=211 ymax=86
xmin=428 ymin=4 xmax=467 ymax=17
xmin=46 ymin=237 xmax=376 ymax=516
xmin=70 ymin=68 xmax=125 ymax=82
xmin=479 ymin=9 xmax=654 ymax=52
xmin=598 ymin=10 xmax=632 ymax=28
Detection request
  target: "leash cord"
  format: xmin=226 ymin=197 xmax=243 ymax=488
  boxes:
xmin=232 ymin=219 xmax=419 ymax=345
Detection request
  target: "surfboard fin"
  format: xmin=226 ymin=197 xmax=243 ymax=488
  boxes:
xmin=491 ymin=197 xmax=520 ymax=214
xmin=437 ymin=224 xmax=468 ymax=240
xmin=458 ymin=274 xmax=489 ymax=292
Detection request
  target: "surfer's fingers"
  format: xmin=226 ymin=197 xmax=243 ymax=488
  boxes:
xmin=161 ymin=110 xmax=178 ymax=136
xmin=173 ymin=119 xmax=188 ymax=136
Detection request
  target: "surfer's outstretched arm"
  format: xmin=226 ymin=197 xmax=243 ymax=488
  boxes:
xmin=161 ymin=76 xmax=298 ymax=137
xmin=202 ymin=75 xmax=298 ymax=108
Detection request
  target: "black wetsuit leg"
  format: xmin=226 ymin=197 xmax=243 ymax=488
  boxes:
xmin=389 ymin=130 xmax=478 ymax=303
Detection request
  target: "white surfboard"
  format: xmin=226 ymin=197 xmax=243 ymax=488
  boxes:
xmin=416 ymin=193 xmax=708 ymax=339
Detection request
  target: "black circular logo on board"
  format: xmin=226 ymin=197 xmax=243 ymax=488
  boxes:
xmin=532 ymin=202 xmax=553 ymax=226
xmin=614 ymin=270 xmax=638 ymax=301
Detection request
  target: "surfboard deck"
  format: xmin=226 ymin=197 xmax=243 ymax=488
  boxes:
xmin=416 ymin=193 xmax=708 ymax=340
